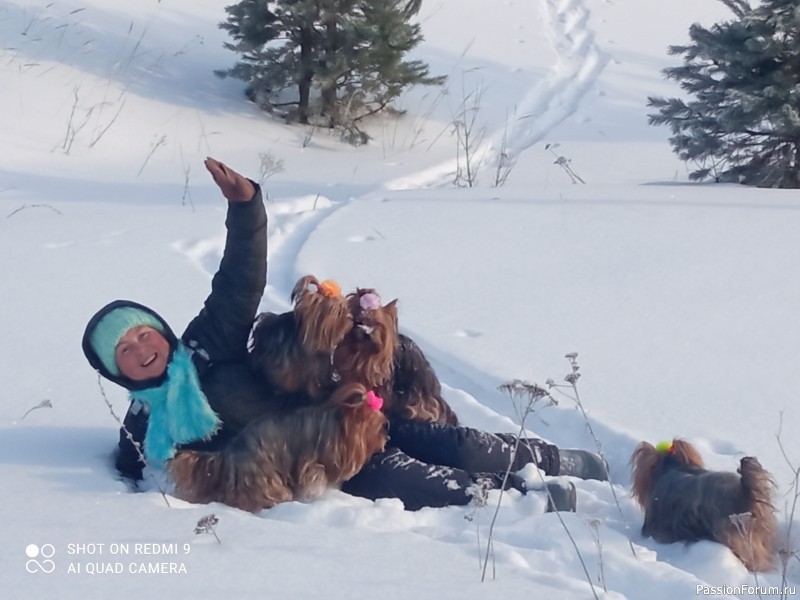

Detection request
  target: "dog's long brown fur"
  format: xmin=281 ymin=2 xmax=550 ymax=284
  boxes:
xmin=630 ymin=439 xmax=776 ymax=572
xmin=249 ymin=275 xmax=352 ymax=400
xmin=168 ymin=382 xmax=387 ymax=512
xmin=333 ymin=288 xmax=459 ymax=425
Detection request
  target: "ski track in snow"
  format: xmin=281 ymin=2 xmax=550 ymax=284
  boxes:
xmin=259 ymin=194 xmax=339 ymax=312
xmin=172 ymin=193 xmax=341 ymax=314
xmin=507 ymin=0 xmax=609 ymax=155
xmin=385 ymin=0 xmax=609 ymax=190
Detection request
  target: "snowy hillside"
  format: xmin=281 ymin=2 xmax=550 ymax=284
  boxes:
xmin=1 ymin=0 xmax=798 ymax=598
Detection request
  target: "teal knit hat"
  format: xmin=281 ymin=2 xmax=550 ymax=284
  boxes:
xmin=88 ymin=306 xmax=166 ymax=376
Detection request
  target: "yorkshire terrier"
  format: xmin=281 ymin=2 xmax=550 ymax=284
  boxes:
xmin=249 ymin=275 xmax=352 ymax=401
xmin=333 ymin=288 xmax=459 ymax=425
xmin=168 ymin=382 xmax=387 ymax=512
xmin=630 ymin=439 xmax=776 ymax=572
xmin=249 ymin=277 xmax=458 ymax=425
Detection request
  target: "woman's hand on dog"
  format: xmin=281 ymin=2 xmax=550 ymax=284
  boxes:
xmin=204 ymin=157 xmax=256 ymax=203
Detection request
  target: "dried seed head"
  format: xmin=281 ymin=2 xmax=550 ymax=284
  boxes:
xmin=195 ymin=514 xmax=220 ymax=535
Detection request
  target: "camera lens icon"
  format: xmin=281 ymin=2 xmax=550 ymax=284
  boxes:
xmin=25 ymin=544 xmax=56 ymax=574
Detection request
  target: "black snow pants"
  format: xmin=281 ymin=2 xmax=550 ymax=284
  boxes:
xmin=341 ymin=419 xmax=560 ymax=511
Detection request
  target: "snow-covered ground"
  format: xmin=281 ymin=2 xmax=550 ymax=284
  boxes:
xmin=1 ymin=0 xmax=798 ymax=598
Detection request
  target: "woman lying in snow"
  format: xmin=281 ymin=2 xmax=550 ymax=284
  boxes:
xmin=81 ymin=157 xmax=606 ymax=513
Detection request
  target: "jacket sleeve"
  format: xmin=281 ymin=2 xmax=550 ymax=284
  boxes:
xmin=182 ymin=184 xmax=268 ymax=363
xmin=115 ymin=402 xmax=149 ymax=481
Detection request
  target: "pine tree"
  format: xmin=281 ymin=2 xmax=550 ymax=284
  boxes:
xmin=647 ymin=0 xmax=800 ymax=188
xmin=217 ymin=1 xmax=318 ymax=124
xmin=217 ymin=0 xmax=443 ymax=141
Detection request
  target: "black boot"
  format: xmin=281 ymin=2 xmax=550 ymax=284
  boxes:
xmin=557 ymin=449 xmax=608 ymax=481
xmin=545 ymin=480 xmax=577 ymax=513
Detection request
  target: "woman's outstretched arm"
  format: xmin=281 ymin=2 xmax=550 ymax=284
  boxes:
xmin=182 ymin=157 xmax=268 ymax=363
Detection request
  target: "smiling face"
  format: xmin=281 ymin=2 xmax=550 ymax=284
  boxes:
xmin=114 ymin=325 xmax=171 ymax=381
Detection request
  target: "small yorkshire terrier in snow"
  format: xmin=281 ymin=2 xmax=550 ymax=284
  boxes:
xmin=169 ymin=382 xmax=387 ymax=512
xmin=249 ymin=275 xmax=459 ymax=425
xmin=630 ymin=438 xmax=776 ymax=572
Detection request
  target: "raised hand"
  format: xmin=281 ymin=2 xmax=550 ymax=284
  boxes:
xmin=204 ymin=157 xmax=256 ymax=203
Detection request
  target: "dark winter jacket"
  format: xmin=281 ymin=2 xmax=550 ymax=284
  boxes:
xmin=82 ymin=186 xmax=280 ymax=480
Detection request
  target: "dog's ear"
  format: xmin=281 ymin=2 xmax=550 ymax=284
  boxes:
xmin=630 ymin=441 xmax=660 ymax=507
xmin=670 ymin=438 xmax=704 ymax=468
xmin=384 ymin=299 xmax=399 ymax=321
xmin=291 ymin=275 xmax=319 ymax=305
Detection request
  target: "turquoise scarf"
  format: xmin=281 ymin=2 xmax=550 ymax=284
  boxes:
xmin=130 ymin=343 xmax=221 ymax=464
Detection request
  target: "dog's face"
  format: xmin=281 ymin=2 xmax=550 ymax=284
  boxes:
xmin=333 ymin=289 xmax=399 ymax=387
xmin=350 ymin=288 xmax=398 ymax=350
